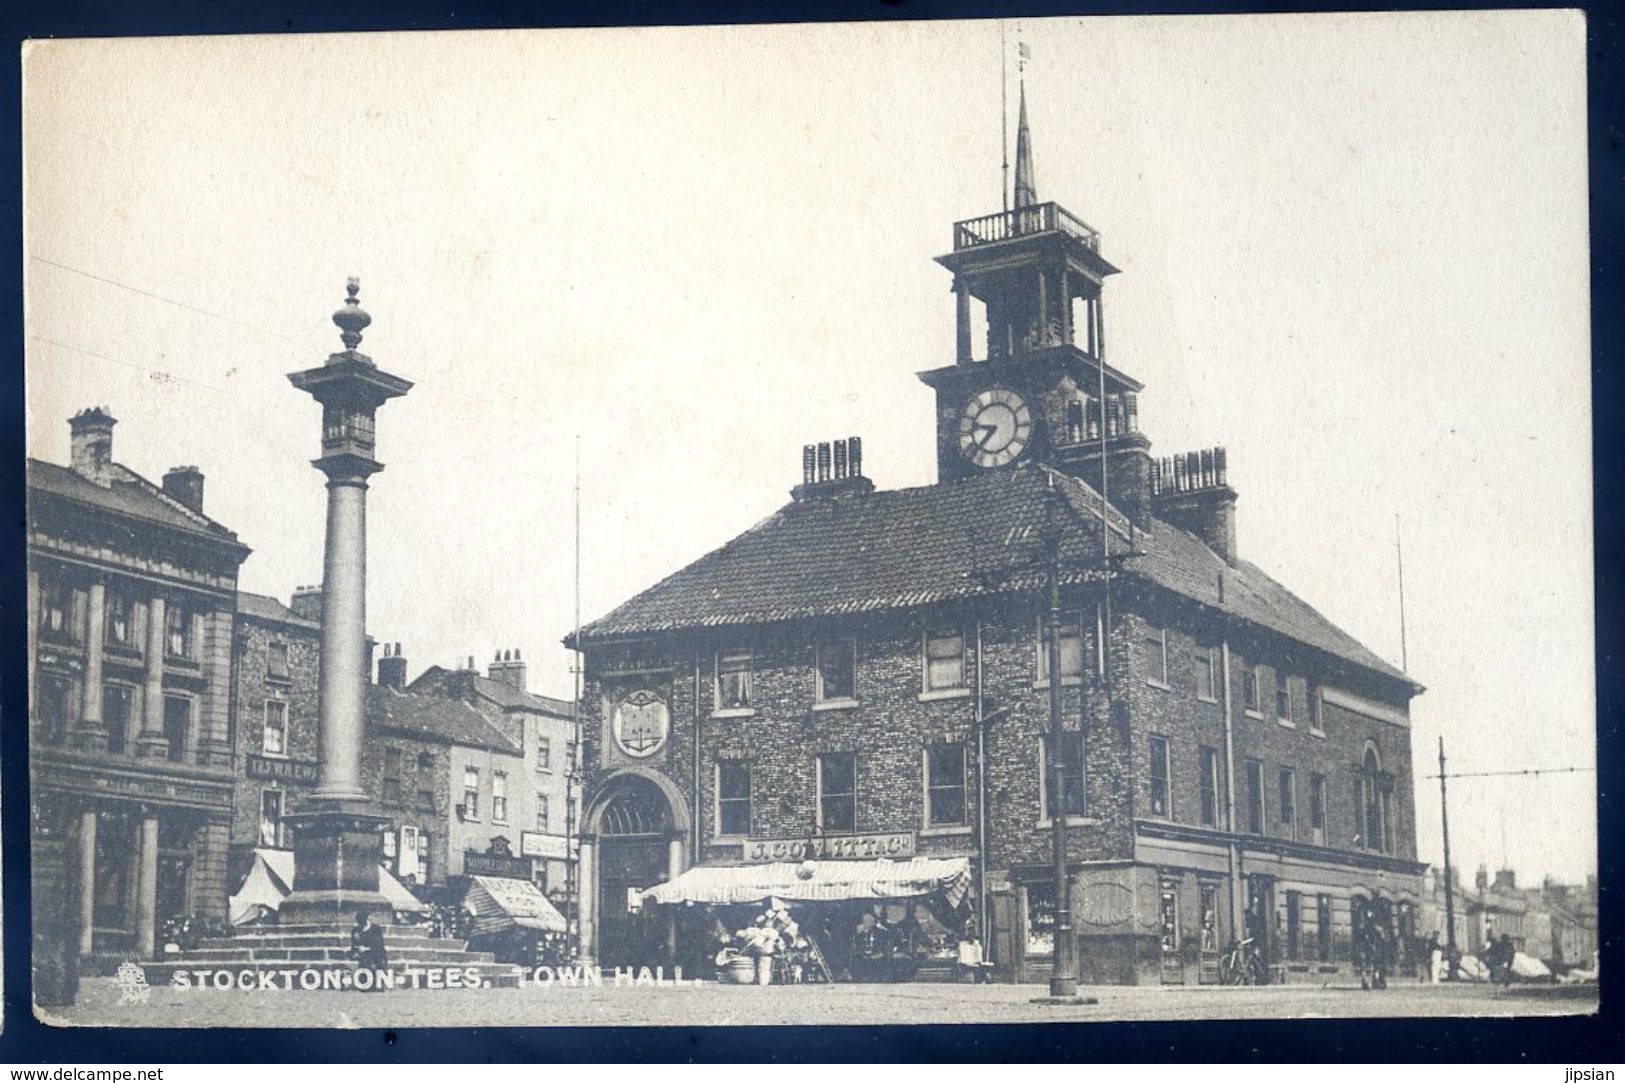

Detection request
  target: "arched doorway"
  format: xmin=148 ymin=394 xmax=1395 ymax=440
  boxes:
xmin=589 ymin=774 xmax=681 ymax=969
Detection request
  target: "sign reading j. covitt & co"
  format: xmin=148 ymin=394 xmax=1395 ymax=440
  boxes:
xmin=245 ymin=754 xmax=319 ymax=785
xmin=743 ymin=832 xmax=916 ymax=864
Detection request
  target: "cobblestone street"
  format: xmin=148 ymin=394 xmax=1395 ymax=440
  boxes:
xmin=41 ymin=977 xmax=1598 ymax=1029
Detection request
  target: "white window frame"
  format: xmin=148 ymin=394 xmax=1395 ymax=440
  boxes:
xmin=1198 ymin=744 xmax=1222 ymax=827
xmin=536 ymin=734 xmax=552 ymax=773
xmin=463 ymin=765 xmax=481 ymax=821
xmin=1148 ymin=734 xmax=1172 ymax=819
xmin=1144 ymin=627 xmax=1170 ymax=689
xmin=1308 ymin=772 xmax=1327 ymax=845
xmin=262 ymin=699 xmax=288 ymax=757
xmin=1242 ymin=664 xmax=1264 ymax=718
xmin=815 ymin=751 xmax=858 ymax=832
xmin=492 ymin=770 xmax=508 ymax=824
xmin=714 ymin=759 xmax=752 ymax=838
xmin=920 ymin=625 xmax=969 ymax=699
xmin=535 ymin=793 xmax=550 ymax=832
xmin=921 ymin=743 xmax=970 ymax=831
xmin=259 ymin=787 xmax=285 ymax=848
xmin=1195 ymin=646 xmax=1219 ymax=703
xmin=814 ymin=637 xmax=859 ymax=708
xmin=1244 ymin=759 xmax=1266 ymax=834
xmin=1276 ymin=676 xmax=1296 ymax=728
xmin=714 ymin=648 xmax=755 ymax=715
xmin=1037 ymin=732 xmax=1089 ymax=825
xmin=1034 ymin=611 xmax=1086 ymax=688
xmin=398 ymin=824 xmax=421 ymax=880
xmin=1278 ymin=766 xmax=1297 ymax=839
xmin=1309 ymin=687 xmax=1327 ymax=737
xmin=266 ymin=640 xmax=290 ymax=682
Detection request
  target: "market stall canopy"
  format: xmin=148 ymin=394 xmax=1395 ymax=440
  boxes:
xmin=641 ymin=857 xmax=972 ymax=907
xmin=463 ymin=875 xmax=569 ymax=937
xmin=228 ymin=848 xmax=428 ymax=926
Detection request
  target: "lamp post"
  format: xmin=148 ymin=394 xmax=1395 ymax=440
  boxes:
xmin=1043 ymin=482 xmax=1079 ymax=998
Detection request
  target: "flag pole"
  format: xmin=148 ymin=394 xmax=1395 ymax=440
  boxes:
xmin=1000 ymin=21 xmax=1010 ymax=213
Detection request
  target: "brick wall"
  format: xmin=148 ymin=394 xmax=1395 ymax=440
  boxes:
xmin=230 ymin=613 xmax=321 ymax=872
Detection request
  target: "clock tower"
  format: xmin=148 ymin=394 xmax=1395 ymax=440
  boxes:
xmin=920 ymin=85 xmax=1155 ymax=525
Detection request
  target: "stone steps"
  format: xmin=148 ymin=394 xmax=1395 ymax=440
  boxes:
xmin=176 ymin=946 xmax=496 ymax=964
xmin=144 ymin=923 xmax=522 ymax=991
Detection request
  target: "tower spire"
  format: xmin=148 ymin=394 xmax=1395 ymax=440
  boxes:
xmin=1012 ymin=79 xmax=1037 ymax=209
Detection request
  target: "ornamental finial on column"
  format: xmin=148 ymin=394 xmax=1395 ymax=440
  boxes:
xmin=333 ymin=277 xmax=371 ymax=353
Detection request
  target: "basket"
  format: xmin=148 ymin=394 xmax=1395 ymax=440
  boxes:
xmin=724 ymin=956 xmax=757 ymax=985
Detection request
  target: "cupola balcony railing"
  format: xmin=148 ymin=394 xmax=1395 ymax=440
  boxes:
xmin=952 ymin=201 xmax=1101 ymax=252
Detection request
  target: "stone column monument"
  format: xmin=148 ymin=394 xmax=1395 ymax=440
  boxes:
xmin=280 ymin=279 xmax=413 ymax=923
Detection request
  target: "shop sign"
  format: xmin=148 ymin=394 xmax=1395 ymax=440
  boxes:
xmin=463 ymin=850 xmax=533 ymax=878
xmin=742 ymin=832 xmax=916 ymax=864
xmin=246 ymin=754 xmax=319 ymax=785
xmin=521 ymin=831 xmax=571 ymax=860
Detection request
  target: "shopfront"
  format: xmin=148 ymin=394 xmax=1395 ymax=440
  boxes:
xmin=639 ymin=854 xmax=975 ymax=983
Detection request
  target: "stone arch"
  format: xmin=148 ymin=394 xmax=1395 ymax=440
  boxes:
xmin=581 ymin=767 xmax=691 ymax=840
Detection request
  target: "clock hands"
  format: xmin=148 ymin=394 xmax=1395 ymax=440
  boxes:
xmin=973 ymin=422 xmax=1000 ymax=450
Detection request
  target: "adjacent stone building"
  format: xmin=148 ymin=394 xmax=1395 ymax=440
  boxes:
xmin=567 ymin=100 xmax=1426 ymax=984
xmin=28 ymin=408 xmax=250 ymax=971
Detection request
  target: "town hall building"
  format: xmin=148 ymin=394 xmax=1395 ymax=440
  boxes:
xmin=567 ymin=95 xmax=1425 ymax=985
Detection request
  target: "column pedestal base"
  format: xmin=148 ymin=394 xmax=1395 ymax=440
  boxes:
xmin=279 ymin=807 xmax=394 ymax=925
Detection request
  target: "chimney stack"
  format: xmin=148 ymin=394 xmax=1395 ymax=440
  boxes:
xmin=1150 ymin=446 xmax=1239 ymax=563
xmin=162 ymin=465 xmax=206 ymax=513
xmin=290 ymin=585 xmax=323 ymax=623
xmin=1492 ymin=868 xmax=1517 ymax=895
xmin=488 ymin=648 xmax=527 ymax=693
xmin=791 ymin=436 xmax=874 ymax=502
xmin=68 ymin=407 xmax=117 ymax=484
xmin=378 ymin=642 xmax=408 ymax=689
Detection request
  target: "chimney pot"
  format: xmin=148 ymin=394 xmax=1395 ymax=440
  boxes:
xmin=162 ymin=465 xmax=206 ymax=513
xmin=68 ymin=407 xmax=117 ymax=483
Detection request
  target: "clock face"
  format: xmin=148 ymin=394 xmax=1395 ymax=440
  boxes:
xmin=958 ymin=387 xmax=1033 ymax=468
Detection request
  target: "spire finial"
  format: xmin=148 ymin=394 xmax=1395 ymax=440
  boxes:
xmin=1012 ymin=76 xmax=1037 ymax=210
xmin=333 ymin=276 xmax=371 ymax=353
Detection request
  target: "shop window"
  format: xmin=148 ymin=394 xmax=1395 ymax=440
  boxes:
xmin=1035 ymin=613 xmax=1084 ymax=684
xmin=1278 ymin=767 xmax=1296 ymax=833
xmin=1040 ymin=732 xmax=1086 ymax=821
xmin=38 ymin=579 xmax=79 ymax=644
xmin=416 ymin=831 xmax=430 ymax=882
xmin=263 ymin=700 xmax=287 ymax=756
xmin=715 ymin=648 xmax=753 ymax=710
xmin=1198 ymin=745 xmax=1220 ymax=827
xmin=103 ymin=684 xmax=134 ymax=754
xmin=1316 ymin=894 xmax=1333 ymax=962
xmin=105 ymin=589 xmax=139 ymax=650
xmin=922 ymin=626 xmax=966 ymax=692
xmin=1241 ymin=664 xmax=1261 ymax=715
xmin=267 ymin=641 xmax=290 ymax=682
xmin=536 ymin=735 xmax=552 ymax=772
xmin=463 ymin=766 xmax=480 ymax=820
xmin=259 ymin=789 xmax=284 ymax=847
xmin=925 ymin=743 xmax=967 ymax=827
xmin=398 ymin=825 xmax=420 ymax=881
xmin=492 ymin=771 xmax=508 ymax=823
xmin=1309 ymin=773 xmax=1327 ymax=844
xmin=34 ymin=672 xmax=74 ymax=745
xmin=536 ymin=795 xmax=550 ymax=832
xmin=1195 ymin=646 xmax=1217 ymax=702
xmin=717 ymin=759 xmax=751 ymax=836
xmin=1149 ymin=734 xmax=1172 ymax=818
xmin=817 ymin=752 xmax=857 ymax=832
xmin=166 ymin=603 xmax=195 ymax=660
xmin=1244 ymin=759 xmax=1264 ymax=834
xmin=1285 ymin=890 xmax=1302 ymax=960
xmin=1199 ymin=882 xmax=1221 ymax=953
xmin=1025 ymin=882 xmax=1057 ymax=957
xmin=816 ymin=638 xmax=857 ymax=703
xmin=1143 ymin=627 xmax=1169 ymax=687
xmin=162 ymin=695 xmax=191 ymax=762
xmin=1159 ymin=879 xmax=1181 ymax=954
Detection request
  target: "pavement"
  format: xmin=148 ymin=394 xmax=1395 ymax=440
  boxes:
xmin=38 ymin=975 xmax=1599 ymax=1029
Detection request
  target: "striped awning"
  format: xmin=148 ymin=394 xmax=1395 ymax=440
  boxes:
xmin=641 ymin=857 xmax=972 ymax=908
xmin=463 ymin=875 xmax=568 ymax=937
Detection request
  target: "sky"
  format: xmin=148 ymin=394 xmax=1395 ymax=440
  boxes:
xmin=22 ymin=12 xmax=1594 ymax=883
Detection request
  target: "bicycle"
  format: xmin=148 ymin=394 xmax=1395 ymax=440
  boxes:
xmin=1218 ymin=937 xmax=1269 ymax=986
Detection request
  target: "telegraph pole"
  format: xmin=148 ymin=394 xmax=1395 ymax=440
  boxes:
xmin=1438 ymin=735 xmax=1457 ymax=979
